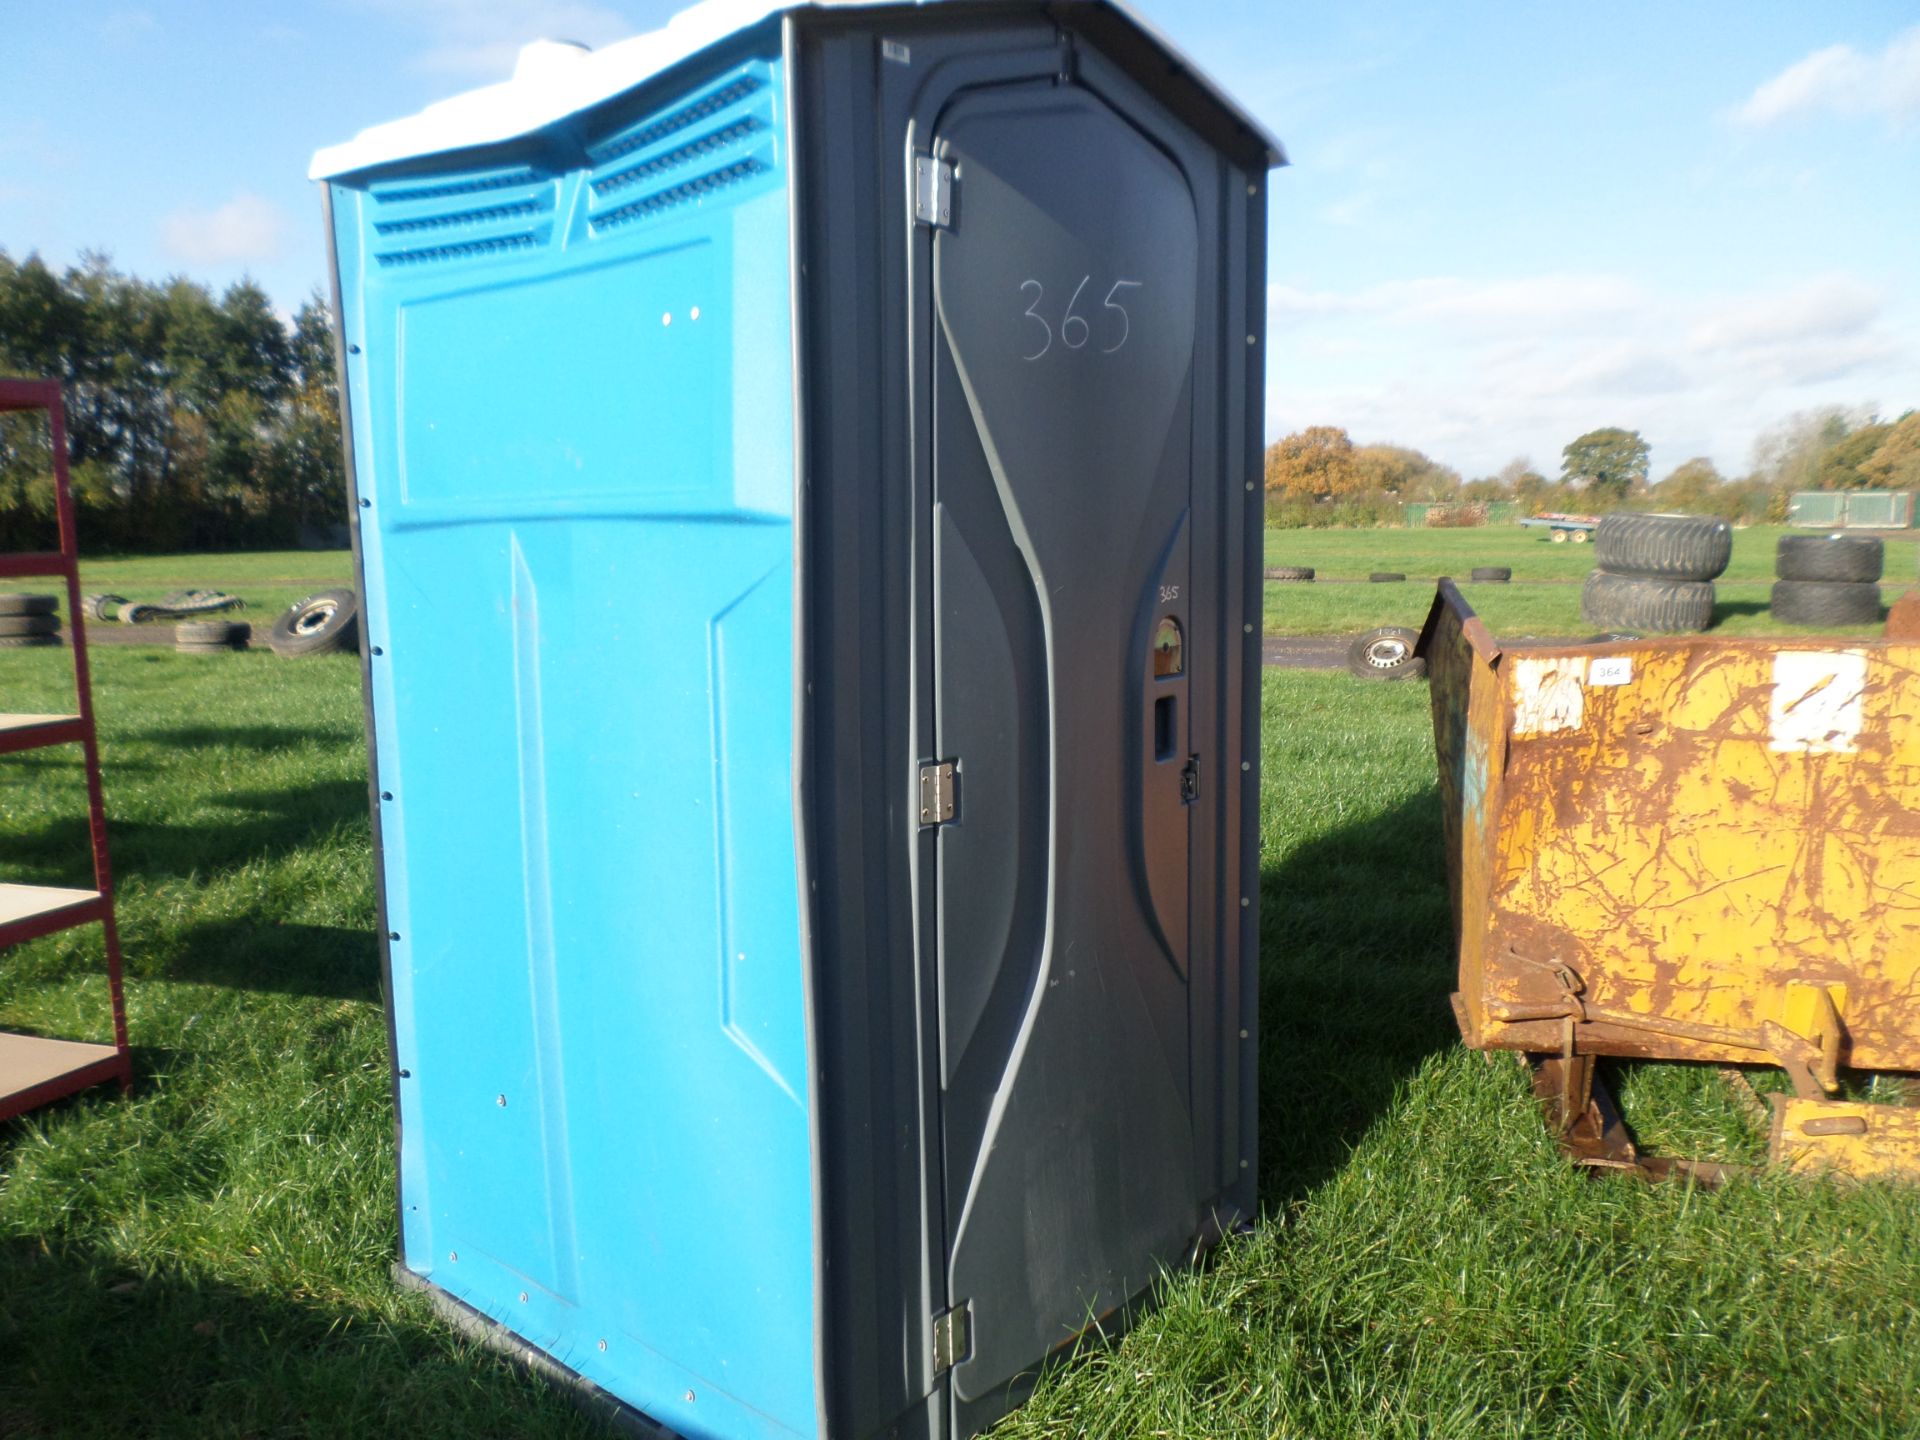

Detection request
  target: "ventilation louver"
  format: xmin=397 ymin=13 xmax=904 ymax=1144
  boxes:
xmin=585 ymin=65 xmax=777 ymax=238
xmin=369 ymin=166 xmax=556 ymax=269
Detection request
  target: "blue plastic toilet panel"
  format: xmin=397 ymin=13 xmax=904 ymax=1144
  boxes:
xmin=329 ymin=51 xmax=815 ymax=1440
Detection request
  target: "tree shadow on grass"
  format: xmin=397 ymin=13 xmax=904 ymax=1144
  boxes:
xmin=1257 ymin=785 xmax=1459 ymax=1210
xmin=139 ymin=724 xmax=362 ymax=752
xmin=0 ymin=1239 xmax=606 ymax=1440
xmin=0 ymin=780 xmax=370 ymax=888
xmin=163 ymin=921 xmax=381 ymax=1003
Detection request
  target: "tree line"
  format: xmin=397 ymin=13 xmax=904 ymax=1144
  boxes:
xmin=1266 ymin=409 xmax=1920 ymax=528
xmin=0 ymin=251 xmax=344 ymax=553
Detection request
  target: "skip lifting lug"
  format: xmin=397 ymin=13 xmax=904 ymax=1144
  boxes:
xmin=932 ymin=1303 xmax=971 ymax=1375
xmin=913 ymin=154 xmax=954 ymax=229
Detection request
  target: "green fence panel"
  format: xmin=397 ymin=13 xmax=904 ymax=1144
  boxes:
xmin=1844 ymin=491 xmax=1913 ymax=529
xmin=1789 ymin=492 xmax=1846 ymax=527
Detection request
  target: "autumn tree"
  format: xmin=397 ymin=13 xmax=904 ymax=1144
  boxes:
xmin=1815 ymin=421 xmax=1895 ymax=489
xmin=1561 ymin=427 xmax=1649 ymax=502
xmin=1352 ymin=443 xmax=1459 ymax=501
xmin=1860 ymin=411 xmax=1920 ymax=490
xmin=1654 ymin=457 xmax=1724 ymax=512
xmin=1511 ymin=471 xmax=1554 ymax=515
xmin=1265 ymin=426 xmax=1362 ymax=502
xmin=1750 ymin=406 xmax=1870 ymax=491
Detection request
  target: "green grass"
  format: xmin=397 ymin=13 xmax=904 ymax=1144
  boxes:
xmin=40 ymin=550 xmax=355 ymax=633
xmin=0 ymin=647 xmax=597 ymax=1438
xmin=1263 ymin=525 xmax=1918 ymax=638
xmin=4 ymin=650 xmax=1920 ymax=1437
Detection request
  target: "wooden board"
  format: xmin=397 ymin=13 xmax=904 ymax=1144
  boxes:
xmin=0 ymin=1031 xmax=121 ymax=1111
xmin=0 ymin=882 xmax=99 ymax=927
xmin=0 ymin=713 xmax=79 ymax=732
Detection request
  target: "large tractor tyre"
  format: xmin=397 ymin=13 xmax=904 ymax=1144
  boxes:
xmin=1593 ymin=513 xmax=1732 ymax=582
xmin=1775 ymin=534 xmax=1884 ymax=584
xmin=1769 ymin=580 xmax=1882 ymax=628
xmin=1369 ymin=572 xmax=1406 ymax=583
xmin=0 ymin=593 xmax=57 ymax=617
xmin=1266 ymin=566 xmax=1315 ymax=582
xmin=1346 ymin=626 xmax=1426 ymax=681
xmin=0 ymin=614 xmax=58 ymax=638
xmin=269 ymin=589 xmax=360 ymax=657
xmin=1469 ymin=566 xmax=1512 ymax=583
xmin=1581 ymin=569 xmax=1715 ymax=634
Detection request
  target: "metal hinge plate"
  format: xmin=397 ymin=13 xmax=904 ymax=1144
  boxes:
xmin=918 ymin=760 xmax=957 ymax=826
xmin=932 ymin=1303 xmax=971 ymax=1375
xmin=913 ymin=155 xmax=954 ymax=229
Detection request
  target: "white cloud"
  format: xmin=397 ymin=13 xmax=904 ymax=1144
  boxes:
xmin=159 ymin=192 xmax=290 ymax=266
xmin=1732 ymin=26 xmax=1920 ymax=128
xmin=1687 ymin=274 xmax=1883 ymax=352
xmin=1264 ymin=270 xmax=1915 ymax=478
xmin=1271 ymin=273 xmax=1645 ymax=333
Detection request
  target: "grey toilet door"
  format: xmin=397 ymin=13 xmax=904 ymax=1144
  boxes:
xmin=927 ymin=79 xmax=1203 ymax=1421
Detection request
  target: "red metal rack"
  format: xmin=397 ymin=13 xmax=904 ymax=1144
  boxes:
xmin=0 ymin=377 xmax=132 ymax=1121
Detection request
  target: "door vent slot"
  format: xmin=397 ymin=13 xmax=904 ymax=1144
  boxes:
xmin=590 ymin=154 xmax=771 ymax=234
xmin=368 ymin=170 xmax=557 ymax=267
xmin=371 ymin=167 xmax=544 ymax=205
xmin=586 ymin=72 xmax=767 ymax=166
xmin=591 ymin=115 xmax=768 ymax=198
xmin=374 ymin=197 xmax=550 ymax=235
xmin=373 ymin=230 xmax=546 ymax=268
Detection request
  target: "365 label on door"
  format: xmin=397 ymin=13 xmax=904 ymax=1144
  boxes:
xmin=1019 ymin=276 xmax=1143 ymax=360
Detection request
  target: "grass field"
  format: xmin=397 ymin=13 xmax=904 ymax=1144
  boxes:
xmin=57 ymin=550 xmax=355 ymax=632
xmin=1264 ymin=524 xmax=1918 ymax=639
xmin=4 ymin=560 xmax=1920 ymax=1436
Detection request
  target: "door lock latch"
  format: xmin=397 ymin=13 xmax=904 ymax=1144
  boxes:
xmin=1180 ymin=755 xmax=1200 ymax=805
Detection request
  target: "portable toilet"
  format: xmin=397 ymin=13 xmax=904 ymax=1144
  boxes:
xmin=313 ymin=3 xmax=1280 ymax=1436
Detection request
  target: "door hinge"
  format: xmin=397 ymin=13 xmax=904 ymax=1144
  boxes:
xmin=932 ymin=1302 xmax=971 ymax=1375
xmin=918 ymin=760 xmax=958 ymax=826
xmin=1180 ymin=754 xmax=1200 ymax=805
xmin=913 ymin=154 xmax=954 ymax=229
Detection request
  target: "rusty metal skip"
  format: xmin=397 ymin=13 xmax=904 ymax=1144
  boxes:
xmin=1419 ymin=580 xmax=1920 ymax=1182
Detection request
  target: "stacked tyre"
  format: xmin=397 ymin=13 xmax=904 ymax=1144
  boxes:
xmin=1581 ymin=513 xmax=1731 ymax=634
xmin=1771 ymin=535 xmax=1882 ymax=627
xmin=0 ymin=593 xmax=60 ymax=648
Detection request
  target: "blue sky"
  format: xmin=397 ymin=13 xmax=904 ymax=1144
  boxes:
xmin=2 ymin=1 xmax=1916 ymax=479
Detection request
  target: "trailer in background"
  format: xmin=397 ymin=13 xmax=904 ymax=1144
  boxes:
xmin=1517 ymin=511 xmax=1599 ymax=542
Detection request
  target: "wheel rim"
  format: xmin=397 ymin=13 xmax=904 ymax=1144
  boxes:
xmin=293 ymin=601 xmax=337 ymax=635
xmin=1365 ymin=638 xmax=1409 ymax=669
